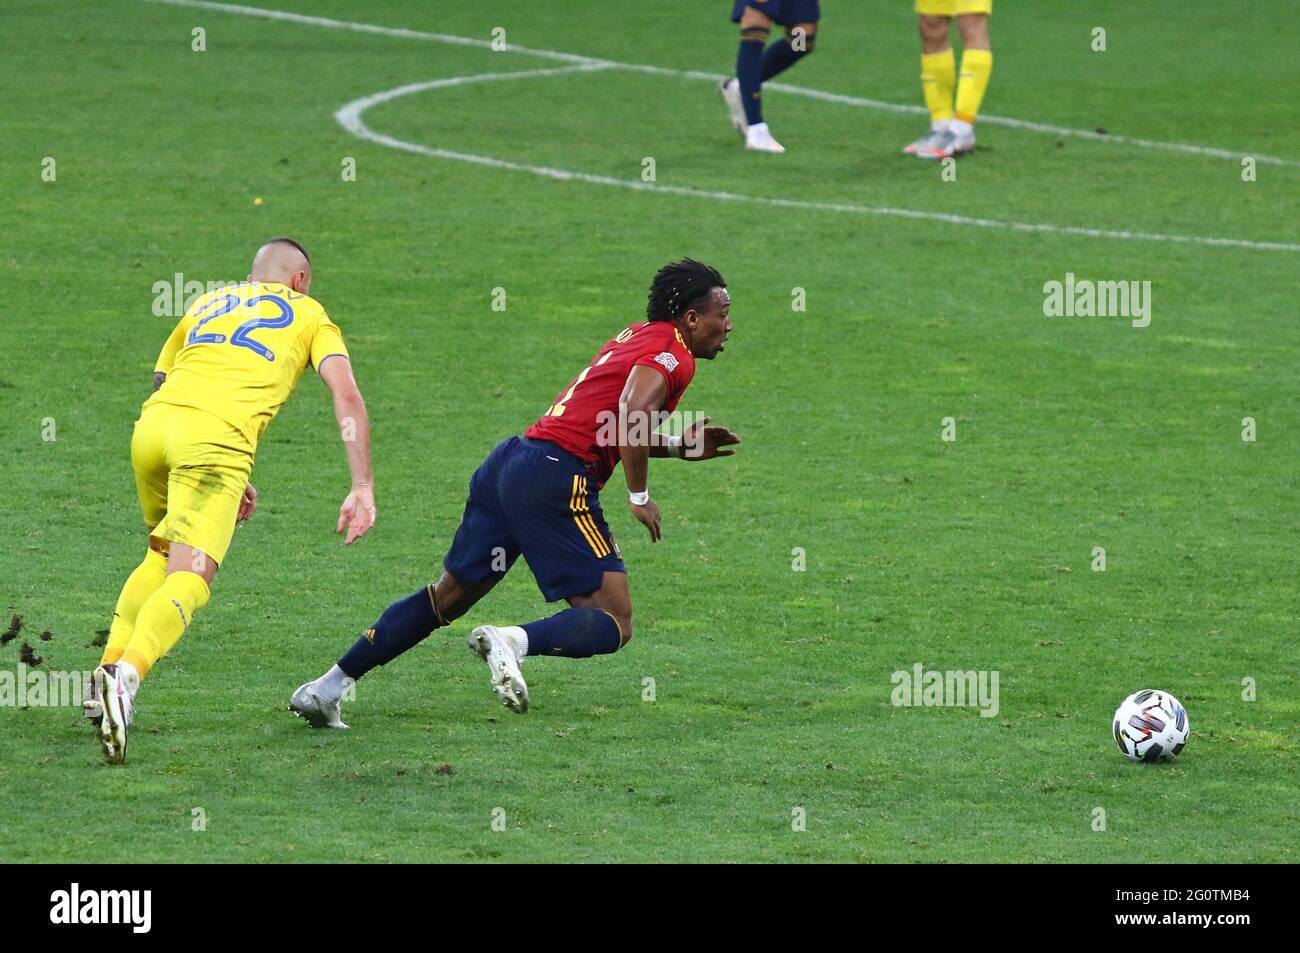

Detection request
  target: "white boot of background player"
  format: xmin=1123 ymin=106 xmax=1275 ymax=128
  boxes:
xmin=745 ymin=122 xmax=786 ymax=154
xmin=719 ymin=78 xmax=749 ymax=136
xmin=921 ymin=118 xmax=976 ymax=159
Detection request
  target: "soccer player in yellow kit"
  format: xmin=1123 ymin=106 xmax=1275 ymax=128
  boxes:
xmin=903 ymin=0 xmax=994 ymax=160
xmin=86 ymin=238 xmax=376 ymax=764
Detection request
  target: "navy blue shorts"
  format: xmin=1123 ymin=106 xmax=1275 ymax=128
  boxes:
xmin=443 ymin=436 xmax=625 ymax=602
xmin=731 ymin=0 xmax=821 ymax=25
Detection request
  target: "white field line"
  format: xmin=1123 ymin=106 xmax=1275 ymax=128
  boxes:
xmin=141 ymin=0 xmax=1300 ymax=251
xmin=145 ymin=0 xmax=1300 ymax=169
xmin=336 ymin=68 xmax=1300 ymax=253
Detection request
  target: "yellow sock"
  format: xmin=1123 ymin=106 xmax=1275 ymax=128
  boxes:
xmin=101 ymin=549 xmax=168 ymax=666
xmin=920 ymin=49 xmax=956 ymax=125
xmin=955 ymin=48 xmax=993 ymax=125
xmin=120 ymin=571 xmax=210 ymax=680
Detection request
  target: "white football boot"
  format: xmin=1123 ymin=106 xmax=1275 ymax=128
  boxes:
xmin=719 ymin=78 xmax=748 ymax=136
xmin=920 ymin=125 xmax=976 ymax=159
xmin=83 ymin=669 xmax=103 ymax=727
xmin=745 ymin=122 xmax=786 ymax=154
xmin=468 ymin=625 xmax=529 ymax=714
xmin=903 ymin=124 xmax=946 ymax=156
xmin=289 ymin=681 xmax=349 ymax=729
xmin=94 ymin=663 xmax=135 ymax=765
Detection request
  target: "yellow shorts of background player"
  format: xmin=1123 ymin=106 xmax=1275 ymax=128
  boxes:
xmin=131 ymin=402 xmax=253 ymax=566
xmin=915 ymin=0 xmax=992 ymax=15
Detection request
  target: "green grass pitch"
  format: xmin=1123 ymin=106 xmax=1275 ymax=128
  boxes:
xmin=1 ymin=0 xmax=1296 ymax=863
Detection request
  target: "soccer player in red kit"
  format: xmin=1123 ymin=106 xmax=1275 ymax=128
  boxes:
xmin=291 ymin=259 xmax=739 ymax=724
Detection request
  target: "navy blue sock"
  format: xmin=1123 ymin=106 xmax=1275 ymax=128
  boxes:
xmin=338 ymin=585 xmax=443 ymax=678
xmin=761 ymin=35 xmax=813 ymax=82
xmin=737 ymin=26 xmax=770 ymax=126
xmin=522 ymin=607 xmax=622 ymax=659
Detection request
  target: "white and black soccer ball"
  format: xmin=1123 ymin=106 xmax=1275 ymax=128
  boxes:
xmin=1113 ymin=689 xmax=1189 ymax=763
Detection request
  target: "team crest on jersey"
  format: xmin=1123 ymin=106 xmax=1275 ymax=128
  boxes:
xmin=654 ymin=351 xmax=679 ymax=373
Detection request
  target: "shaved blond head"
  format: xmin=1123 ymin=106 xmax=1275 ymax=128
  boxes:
xmin=249 ymin=237 xmax=312 ymax=293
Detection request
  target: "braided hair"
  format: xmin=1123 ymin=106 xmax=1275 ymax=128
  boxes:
xmin=646 ymin=258 xmax=726 ymax=323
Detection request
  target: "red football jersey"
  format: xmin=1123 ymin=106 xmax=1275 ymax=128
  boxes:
xmin=525 ymin=321 xmax=696 ymax=488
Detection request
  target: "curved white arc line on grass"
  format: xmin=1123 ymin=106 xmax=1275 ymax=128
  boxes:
xmin=149 ymin=0 xmax=1300 ymax=170
xmin=336 ymin=72 xmax=1300 ymax=254
xmin=335 ymin=64 xmax=614 ymax=119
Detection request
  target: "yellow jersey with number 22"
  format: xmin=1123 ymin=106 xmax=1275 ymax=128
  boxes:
xmin=145 ymin=281 xmax=348 ymax=452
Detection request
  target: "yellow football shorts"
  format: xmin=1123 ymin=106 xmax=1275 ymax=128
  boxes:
xmin=915 ymin=0 xmax=992 ymax=16
xmin=131 ymin=402 xmax=253 ymax=565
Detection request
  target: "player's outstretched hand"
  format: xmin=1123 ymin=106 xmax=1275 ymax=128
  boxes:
xmin=337 ymin=484 xmax=376 ymax=545
xmin=237 ymin=482 xmax=258 ymax=522
xmin=683 ymin=416 xmax=741 ymax=461
xmin=630 ymin=498 xmax=662 ymax=543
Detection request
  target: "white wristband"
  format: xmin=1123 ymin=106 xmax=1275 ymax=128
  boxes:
xmin=663 ymin=434 xmax=683 ymax=457
xmin=629 ymin=489 xmax=650 ymax=506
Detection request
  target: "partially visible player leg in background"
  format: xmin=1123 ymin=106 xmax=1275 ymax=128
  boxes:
xmin=763 ymin=22 xmax=818 ymax=93
xmin=720 ymin=2 xmax=822 ymax=154
xmin=904 ymin=11 xmax=956 ymax=155
xmin=907 ymin=0 xmax=993 ymax=159
xmin=721 ymin=4 xmax=779 ymax=151
xmin=927 ymin=9 xmax=992 ymax=158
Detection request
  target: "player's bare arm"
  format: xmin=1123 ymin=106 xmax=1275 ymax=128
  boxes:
xmin=618 ymin=365 xmax=668 ymax=542
xmin=320 ymin=355 xmax=375 ymax=545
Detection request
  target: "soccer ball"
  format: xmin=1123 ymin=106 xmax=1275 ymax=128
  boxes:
xmin=1112 ymin=689 xmax=1189 ymax=763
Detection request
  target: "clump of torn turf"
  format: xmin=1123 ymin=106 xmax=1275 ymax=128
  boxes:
xmin=89 ymin=629 xmax=108 ymax=648
xmin=39 ymin=630 xmax=53 ymax=641
xmin=1 ymin=614 xmax=22 ymax=645
xmin=19 ymin=643 xmax=43 ymax=666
